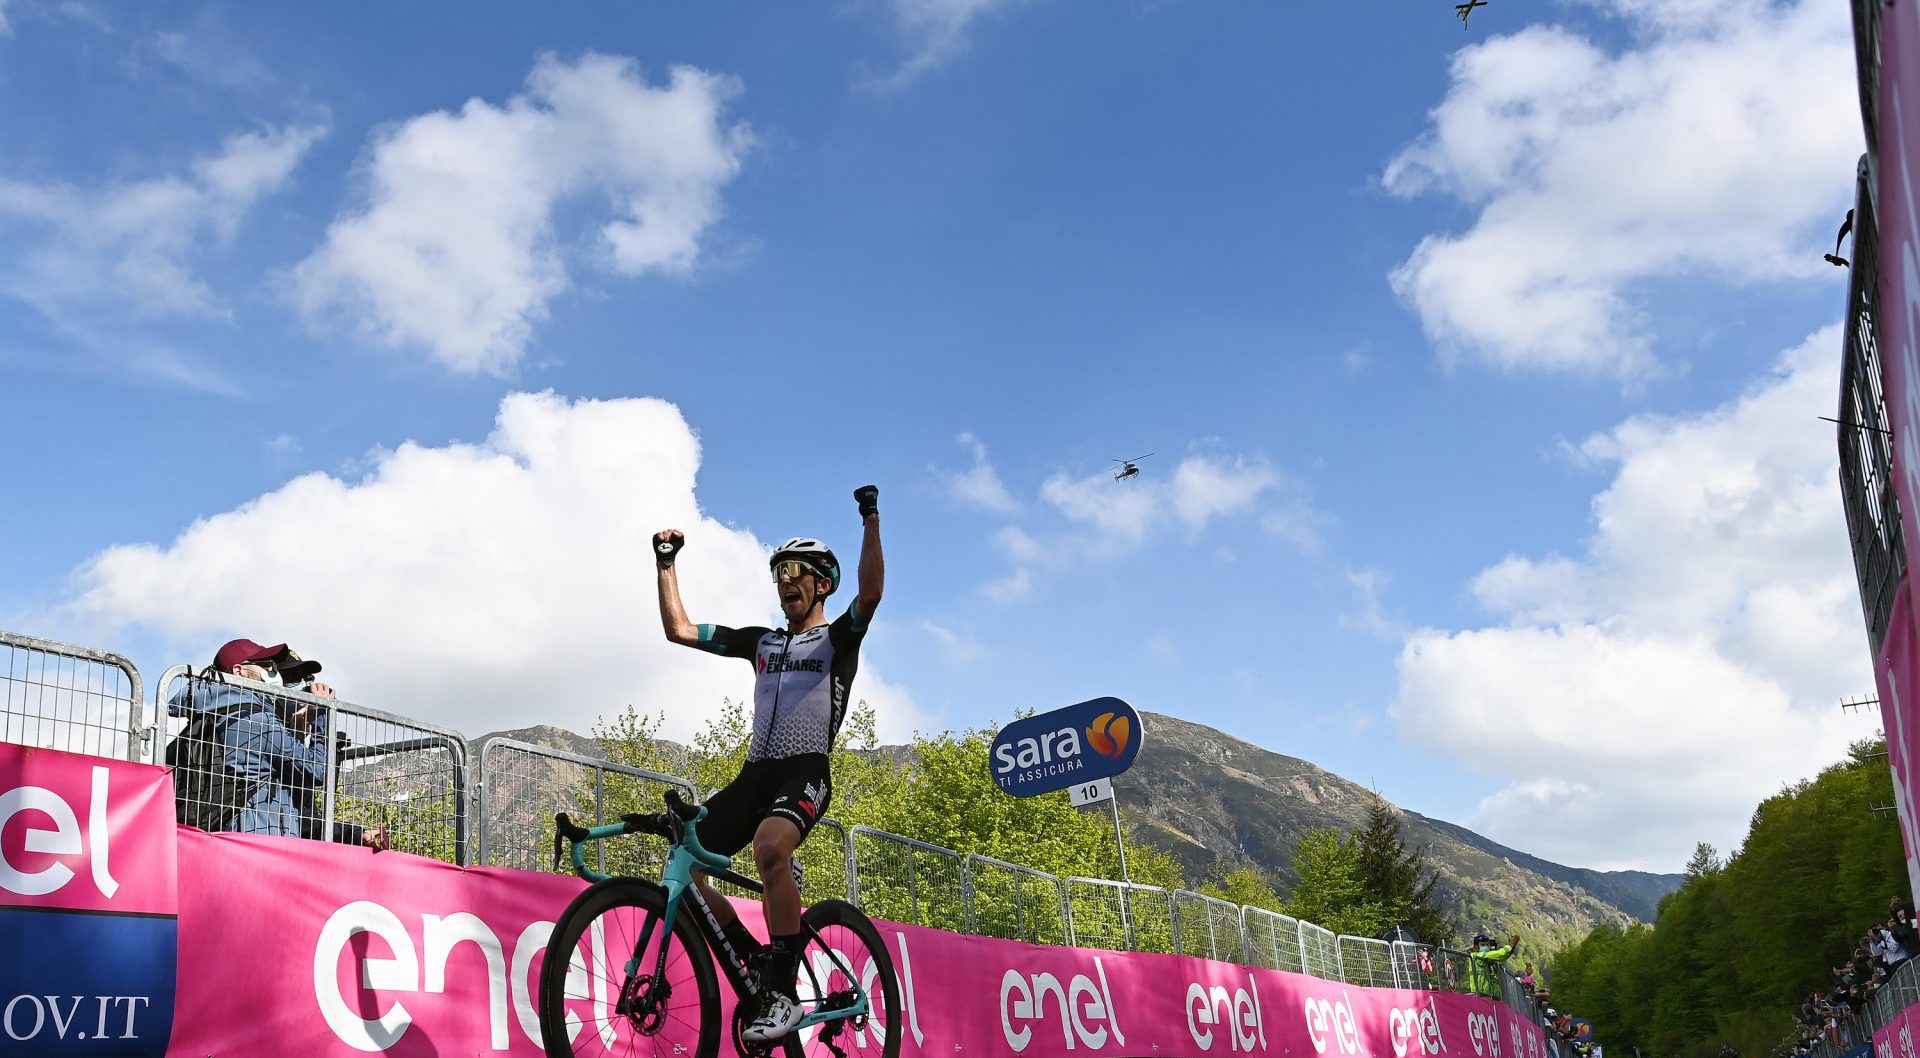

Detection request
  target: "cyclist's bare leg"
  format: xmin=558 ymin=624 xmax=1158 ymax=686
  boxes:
xmin=752 ymin=816 xmax=804 ymax=936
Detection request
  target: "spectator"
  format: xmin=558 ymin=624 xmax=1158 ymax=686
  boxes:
xmin=167 ymin=639 xmax=330 ymax=838
xmin=1466 ymin=931 xmax=1519 ymax=999
xmin=275 ymin=649 xmax=387 ymax=852
xmin=1895 ymin=908 xmax=1920 ymax=957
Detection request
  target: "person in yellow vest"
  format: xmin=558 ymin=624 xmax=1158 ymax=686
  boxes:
xmin=1466 ymin=931 xmax=1519 ymax=998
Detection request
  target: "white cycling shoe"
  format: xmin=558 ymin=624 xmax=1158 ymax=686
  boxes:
xmin=743 ymin=992 xmax=803 ymax=1043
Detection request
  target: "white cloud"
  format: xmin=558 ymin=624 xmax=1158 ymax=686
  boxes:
xmin=936 ymin=432 xmax=1018 ymax=513
xmin=983 ymin=451 xmax=1313 ymax=598
xmin=56 ymin=392 xmax=928 ymax=745
xmin=0 ymin=123 xmax=323 ymax=318
xmin=293 ymin=52 xmax=752 ymax=375
xmin=1342 ymin=568 xmax=1400 ymax=638
xmin=0 ymin=1 xmax=11 ymax=36
xmin=1389 ymin=326 xmax=1871 ymax=871
xmin=1383 ymin=0 xmax=1857 ymax=380
xmin=919 ymin=619 xmax=985 ymax=663
xmin=868 ymin=0 xmax=1029 ymax=88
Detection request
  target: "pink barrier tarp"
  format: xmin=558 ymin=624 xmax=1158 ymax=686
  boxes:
xmin=5 ymin=745 xmax=1552 ymax=1058
xmin=171 ymin=827 xmax=1547 ymax=1057
xmin=1 ymin=742 xmax=179 ymax=1054
xmin=1873 ymin=0 xmax=1920 ymax=912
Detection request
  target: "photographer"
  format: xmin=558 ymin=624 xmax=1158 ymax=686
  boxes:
xmin=166 ymin=638 xmax=334 ymax=838
xmin=277 ymin=650 xmax=388 ymax=852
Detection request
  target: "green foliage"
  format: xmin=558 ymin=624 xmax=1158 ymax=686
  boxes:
xmin=1202 ymin=866 xmax=1286 ymax=913
xmin=1356 ymin=796 xmax=1455 ymax=946
xmin=1278 ymin=802 xmax=1456 ymax=944
xmin=1547 ymin=739 xmax=1906 ymax=1058
xmin=1287 ymin=827 xmax=1395 ymax=937
xmin=590 ymin=704 xmax=1185 ymax=949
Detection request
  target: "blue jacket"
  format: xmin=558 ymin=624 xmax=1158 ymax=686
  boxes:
xmin=169 ymin=681 xmax=330 ymax=837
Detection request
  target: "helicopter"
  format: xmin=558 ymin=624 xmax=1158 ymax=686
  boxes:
xmin=1112 ymin=454 xmax=1153 ymax=482
xmin=1455 ymin=0 xmax=1487 ymax=27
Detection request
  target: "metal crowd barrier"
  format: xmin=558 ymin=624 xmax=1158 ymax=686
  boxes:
xmin=1338 ymin=934 xmax=1395 ymax=988
xmin=156 ymin=667 xmax=468 ymax=864
xmin=2 ymin=629 xmax=1565 ymax=1035
xmin=965 ymin=852 xmax=1070 ymax=944
xmin=475 ymin=737 xmax=695 ymax=876
xmin=849 ymin=824 xmax=969 ymax=933
xmin=1799 ymin=957 xmax=1920 ymax=1058
xmin=1392 ymin=940 xmax=1435 ymax=989
xmin=1175 ymin=889 xmax=1247 ymax=962
xmin=1299 ymin=920 xmax=1340 ymax=979
xmin=1243 ymin=906 xmax=1308 ymax=973
xmin=1 ymin=630 xmax=143 ymax=761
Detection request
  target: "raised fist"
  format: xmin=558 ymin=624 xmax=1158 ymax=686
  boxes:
xmin=652 ymin=530 xmax=685 ymax=568
xmin=854 ymin=485 xmax=879 ymax=519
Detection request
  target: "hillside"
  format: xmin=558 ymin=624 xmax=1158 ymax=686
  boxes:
xmin=467 ymin=713 xmax=1680 ymax=951
xmin=1114 ymin=712 xmax=1678 ymax=950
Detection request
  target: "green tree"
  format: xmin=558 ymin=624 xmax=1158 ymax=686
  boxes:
xmin=1547 ymin=739 xmax=1906 ymax=1058
xmin=1202 ymin=866 xmax=1286 ymax=913
xmin=592 ymin=705 xmax=1188 ymax=948
xmin=1286 ymin=827 xmax=1394 ymax=937
xmin=1355 ymin=796 xmax=1454 ymax=945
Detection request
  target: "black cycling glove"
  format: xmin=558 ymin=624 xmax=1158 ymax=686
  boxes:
xmin=854 ymin=484 xmax=879 ymax=519
xmin=653 ymin=531 xmax=684 ymax=568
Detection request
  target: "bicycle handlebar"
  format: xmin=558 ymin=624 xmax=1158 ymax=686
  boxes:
xmin=551 ymin=790 xmax=734 ymax=883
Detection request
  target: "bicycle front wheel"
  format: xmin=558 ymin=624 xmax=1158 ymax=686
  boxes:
xmin=792 ymin=899 xmax=902 ymax=1058
xmin=538 ymin=877 xmax=721 ymax=1058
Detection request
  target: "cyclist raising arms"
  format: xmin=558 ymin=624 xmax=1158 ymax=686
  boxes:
xmin=650 ymin=484 xmax=884 ymax=1044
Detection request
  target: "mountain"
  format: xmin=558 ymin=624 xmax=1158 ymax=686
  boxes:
xmin=465 ymin=714 xmax=1680 ymax=953
xmin=1112 ymin=712 xmax=1681 ymax=951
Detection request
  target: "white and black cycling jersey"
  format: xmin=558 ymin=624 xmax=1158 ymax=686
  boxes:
xmin=694 ymin=601 xmax=872 ymax=760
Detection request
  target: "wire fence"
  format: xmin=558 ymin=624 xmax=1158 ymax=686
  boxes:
xmin=1338 ymin=934 xmax=1395 ymax=989
xmin=1 ymin=631 xmax=143 ymax=761
xmin=965 ymin=852 xmax=1069 ymax=944
xmin=4 ymin=626 xmax=1561 ymax=1029
xmin=475 ymin=737 xmax=694 ymax=877
xmin=156 ymin=666 xmax=468 ymax=863
xmin=1300 ymin=919 xmax=1340 ymax=980
xmin=1801 ymin=955 xmax=1920 ymax=1058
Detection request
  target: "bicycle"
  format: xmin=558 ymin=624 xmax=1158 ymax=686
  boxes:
xmin=538 ymin=789 xmax=903 ymax=1058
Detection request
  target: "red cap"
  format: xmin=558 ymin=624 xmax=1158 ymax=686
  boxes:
xmin=213 ymin=638 xmax=287 ymax=673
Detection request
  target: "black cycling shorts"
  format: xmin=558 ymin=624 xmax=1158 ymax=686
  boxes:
xmin=699 ymin=753 xmax=832 ymax=858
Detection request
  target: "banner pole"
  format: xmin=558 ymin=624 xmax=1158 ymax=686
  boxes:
xmin=1110 ymin=788 xmax=1130 ymax=884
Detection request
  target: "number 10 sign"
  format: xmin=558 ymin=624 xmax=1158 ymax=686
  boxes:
xmin=1068 ymin=777 xmax=1113 ymax=807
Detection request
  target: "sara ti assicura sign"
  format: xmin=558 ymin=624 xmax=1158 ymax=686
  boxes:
xmin=989 ymin=697 xmax=1143 ymax=798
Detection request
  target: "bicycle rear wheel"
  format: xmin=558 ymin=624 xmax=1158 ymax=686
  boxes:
xmin=791 ymin=899 xmax=902 ymax=1058
xmin=538 ymin=877 xmax=721 ymax=1058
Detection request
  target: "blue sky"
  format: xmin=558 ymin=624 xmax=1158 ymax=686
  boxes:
xmin=0 ymin=0 xmax=1872 ymax=873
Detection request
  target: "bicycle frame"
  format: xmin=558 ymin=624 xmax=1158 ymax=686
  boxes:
xmin=562 ymin=807 xmax=874 ymax=1035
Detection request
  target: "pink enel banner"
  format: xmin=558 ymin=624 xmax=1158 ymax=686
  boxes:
xmin=1877 ymin=582 xmax=1920 ymax=904
xmin=169 ymin=829 xmax=1549 ymax=1058
xmin=1873 ymin=998 xmax=1920 ymax=1058
xmin=1874 ymin=0 xmax=1920 ymax=906
xmin=0 ymin=740 xmax=176 ymax=915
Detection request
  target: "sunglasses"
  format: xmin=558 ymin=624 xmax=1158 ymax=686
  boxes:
xmin=771 ymin=560 xmax=825 ymax=582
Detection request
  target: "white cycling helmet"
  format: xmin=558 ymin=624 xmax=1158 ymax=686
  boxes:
xmin=770 ymin=537 xmax=840 ymax=594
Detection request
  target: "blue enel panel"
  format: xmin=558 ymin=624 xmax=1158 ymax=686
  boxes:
xmin=0 ymin=907 xmax=176 ymax=1055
